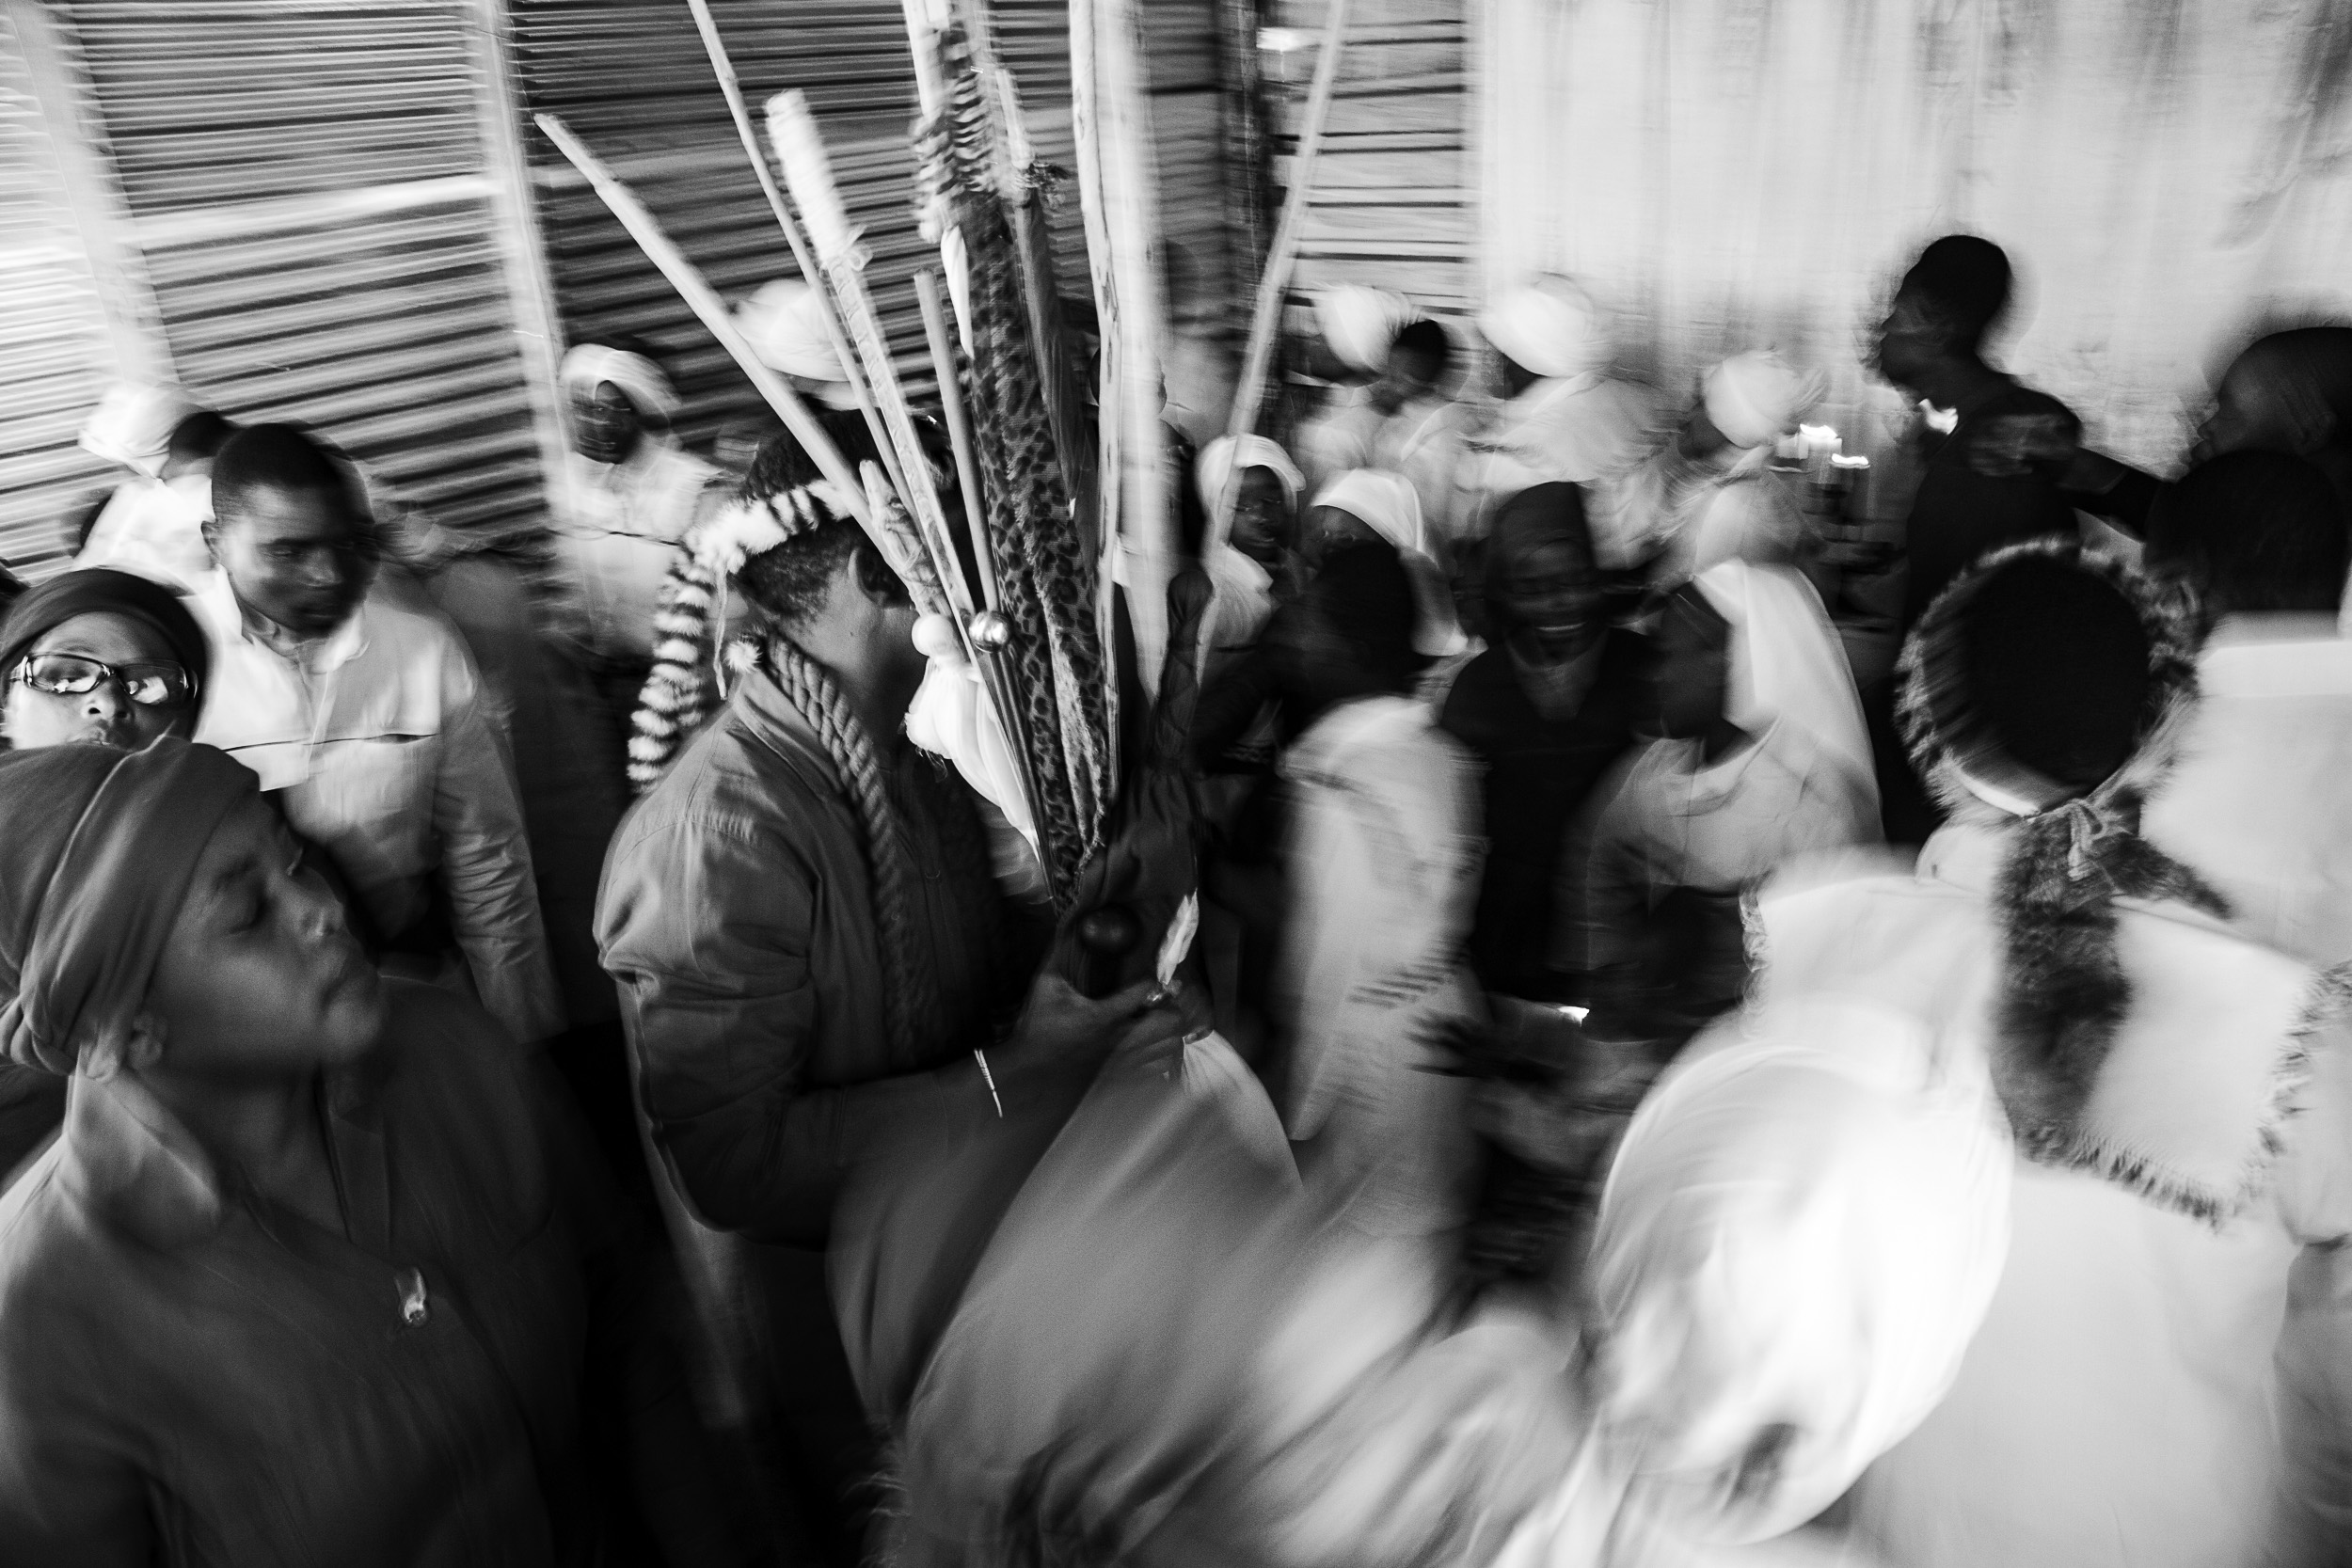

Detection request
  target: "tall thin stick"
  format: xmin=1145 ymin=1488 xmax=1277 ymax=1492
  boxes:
xmin=682 ymin=0 xmax=908 ymax=505
xmin=901 ymin=0 xmax=950 ymax=118
xmin=767 ymin=91 xmax=973 ymax=630
xmin=1208 ymin=0 xmax=1352 ymax=568
xmin=914 ymin=269 xmax=999 ymax=613
xmin=1073 ymin=0 xmax=1170 ymax=690
xmin=536 ymin=112 xmax=869 ymax=527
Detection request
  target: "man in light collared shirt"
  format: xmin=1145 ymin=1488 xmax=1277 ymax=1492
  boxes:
xmin=194 ymin=423 xmax=560 ymax=1046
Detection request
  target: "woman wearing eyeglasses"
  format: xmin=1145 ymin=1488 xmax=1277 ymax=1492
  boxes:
xmin=0 ymin=567 xmax=208 ymax=752
xmin=0 ymin=568 xmax=209 ymax=1182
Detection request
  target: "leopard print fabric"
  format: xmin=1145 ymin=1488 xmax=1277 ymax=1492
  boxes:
xmin=918 ymin=40 xmax=1113 ymax=900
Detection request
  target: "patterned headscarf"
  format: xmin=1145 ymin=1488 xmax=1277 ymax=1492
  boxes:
xmin=0 ymin=740 xmax=257 ymax=1075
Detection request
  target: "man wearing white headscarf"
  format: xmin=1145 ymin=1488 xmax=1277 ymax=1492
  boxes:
xmin=1306 ymin=469 xmax=1468 ymax=657
xmin=1194 ymin=434 xmax=1307 ymax=667
xmin=1630 ymin=349 xmax=1827 ymax=586
xmin=1562 ymin=558 xmax=1878 ymax=1043
xmin=1292 ymin=286 xmax=1471 ymax=513
xmin=551 ymin=340 xmax=721 ymax=690
xmin=1467 ymin=275 xmax=1668 ymax=568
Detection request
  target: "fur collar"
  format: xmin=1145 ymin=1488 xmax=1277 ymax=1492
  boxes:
xmin=1895 ymin=538 xmax=2344 ymax=1222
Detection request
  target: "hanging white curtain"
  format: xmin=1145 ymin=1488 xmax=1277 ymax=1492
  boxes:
xmin=1480 ymin=0 xmax=2352 ymax=472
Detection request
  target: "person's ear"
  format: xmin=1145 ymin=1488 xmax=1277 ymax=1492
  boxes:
xmin=81 ymin=1010 xmax=167 ymax=1081
xmin=850 ymin=543 xmax=909 ymax=610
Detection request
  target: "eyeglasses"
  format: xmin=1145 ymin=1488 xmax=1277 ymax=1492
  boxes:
xmin=12 ymin=652 xmax=196 ymax=707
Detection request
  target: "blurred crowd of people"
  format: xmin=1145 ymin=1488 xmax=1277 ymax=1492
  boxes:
xmin=2 ymin=231 xmax=2351 ymax=1568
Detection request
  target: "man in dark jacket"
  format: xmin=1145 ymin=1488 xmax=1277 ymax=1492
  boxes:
xmin=597 ymin=431 xmax=1180 ymax=1561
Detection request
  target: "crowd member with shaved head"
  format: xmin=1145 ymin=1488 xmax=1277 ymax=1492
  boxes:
xmin=190 ymin=423 xmax=559 ymax=1048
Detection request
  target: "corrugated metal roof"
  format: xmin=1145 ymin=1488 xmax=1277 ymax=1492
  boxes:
xmin=0 ymin=5 xmax=119 ymax=579
xmin=56 ymin=0 xmax=550 ymax=547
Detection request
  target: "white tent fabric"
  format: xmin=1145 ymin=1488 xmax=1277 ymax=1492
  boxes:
xmin=1481 ymin=0 xmax=2352 ymax=476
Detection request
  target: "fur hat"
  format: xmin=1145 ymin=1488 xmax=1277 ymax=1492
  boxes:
xmin=1894 ymin=539 xmax=2352 ymax=1221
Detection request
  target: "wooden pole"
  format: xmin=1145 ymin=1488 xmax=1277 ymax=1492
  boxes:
xmin=767 ymin=91 xmax=975 ymax=633
xmin=914 ymin=269 xmax=999 ymax=614
xmin=534 ymin=113 xmax=870 ymax=528
xmin=1207 ymin=0 xmax=1352 ymax=569
xmin=1072 ymin=0 xmax=1170 ymax=691
xmin=682 ymin=0 xmax=908 ymax=506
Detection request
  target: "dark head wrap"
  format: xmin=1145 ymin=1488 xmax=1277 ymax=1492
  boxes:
xmin=1308 ymin=539 xmax=1422 ymax=689
xmin=1899 ymin=234 xmax=2012 ymax=353
xmin=0 ymin=567 xmax=213 ymax=716
xmin=0 ymin=739 xmax=257 ymax=1074
xmin=1482 ymin=483 xmax=1595 ymax=637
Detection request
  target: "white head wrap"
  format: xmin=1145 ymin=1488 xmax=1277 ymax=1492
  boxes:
xmin=1588 ymin=986 xmax=2012 ymax=1544
xmin=1691 ymin=560 xmax=1878 ymax=814
xmin=1311 ymin=469 xmax=1467 ymax=657
xmin=734 ymin=278 xmax=850 ymax=387
xmin=1314 ymin=285 xmax=1416 ymax=376
xmin=79 ymin=382 xmax=201 ymax=478
xmin=560 ymin=343 xmax=680 ymax=422
xmin=1479 ymin=275 xmax=1612 ymax=382
xmin=1704 ymin=350 xmax=1827 ymax=450
xmin=1195 ymin=435 xmax=1306 ymax=517
xmin=1311 ymin=469 xmax=1430 ymax=560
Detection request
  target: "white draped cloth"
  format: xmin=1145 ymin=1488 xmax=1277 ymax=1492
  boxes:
xmin=1700 ymin=561 xmax=1876 ymax=812
xmin=1627 ymin=442 xmax=1813 ymax=588
xmin=1465 ymin=374 xmax=1670 ymax=566
xmin=73 ymin=474 xmax=216 ymax=587
xmin=550 ymin=440 xmax=718 ymax=666
xmin=1565 ymin=562 xmax=1881 ymax=989
xmin=1592 ymin=818 xmax=2352 ymax=1564
xmin=1279 ymin=695 xmax=1485 ymax=1239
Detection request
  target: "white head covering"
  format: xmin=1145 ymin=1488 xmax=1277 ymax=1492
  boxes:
xmin=1691 ymin=560 xmax=1878 ymax=814
xmin=1314 ymin=285 xmax=1415 ymax=376
xmin=1703 ymin=350 xmax=1827 ymax=450
xmin=1311 ymin=469 xmax=1430 ymax=560
xmin=1588 ymin=992 xmax=2013 ymax=1544
xmin=559 ymin=343 xmax=680 ymax=422
xmin=79 ymin=382 xmax=201 ymax=478
xmin=734 ymin=277 xmax=850 ymax=387
xmin=1195 ymin=435 xmax=1306 ymax=517
xmin=1479 ymin=275 xmax=1612 ymax=381
xmin=1311 ymin=469 xmax=1467 ymax=657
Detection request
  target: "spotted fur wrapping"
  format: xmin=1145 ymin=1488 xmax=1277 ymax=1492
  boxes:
xmin=914 ymin=31 xmax=1113 ymax=900
xmin=1892 ymin=536 xmax=2307 ymax=1218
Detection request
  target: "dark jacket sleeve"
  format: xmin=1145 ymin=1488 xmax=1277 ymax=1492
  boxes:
xmin=596 ymin=816 xmax=966 ymax=1246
